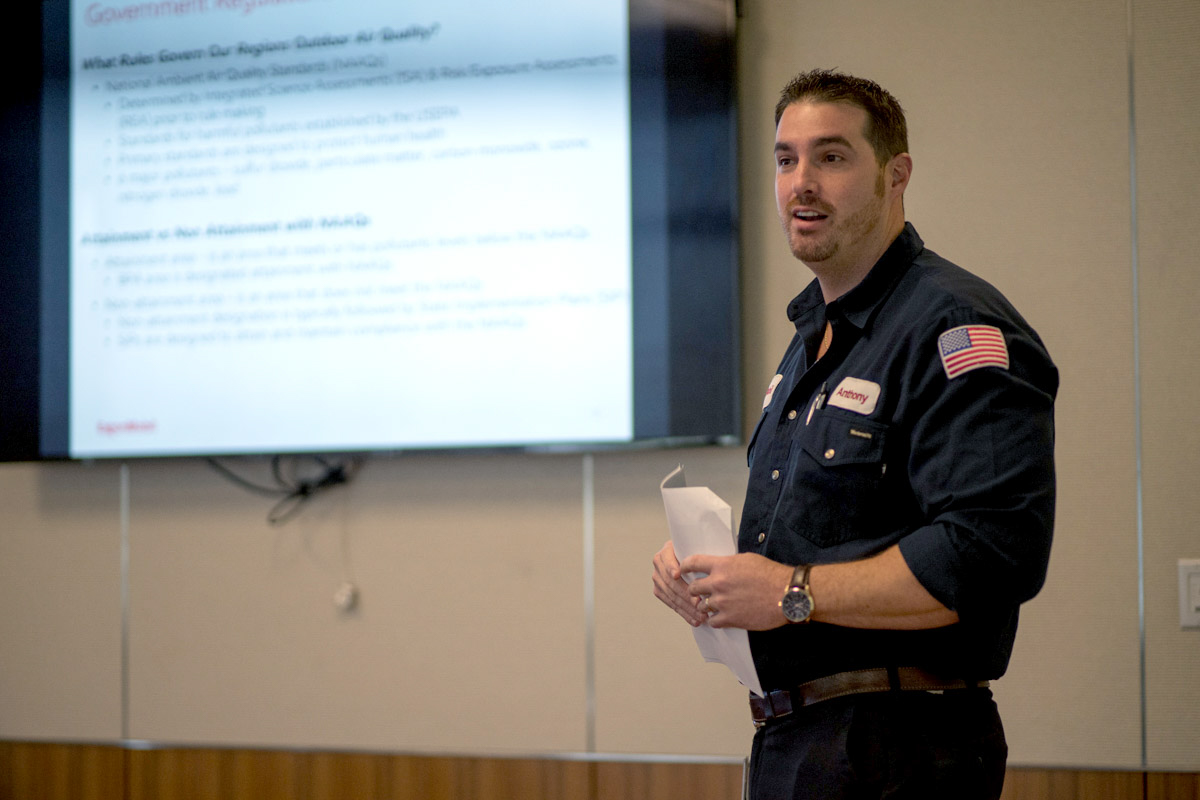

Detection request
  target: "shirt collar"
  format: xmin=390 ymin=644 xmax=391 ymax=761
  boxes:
xmin=787 ymin=222 xmax=924 ymax=333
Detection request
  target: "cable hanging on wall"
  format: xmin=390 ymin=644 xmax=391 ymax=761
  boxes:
xmin=205 ymin=455 xmax=364 ymax=525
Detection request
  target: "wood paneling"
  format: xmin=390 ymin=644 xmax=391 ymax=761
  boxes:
xmin=0 ymin=742 xmax=124 ymax=800
xmin=1001 ymin=768 xmax=1145 ymax=800
xmin=1148 ymin=772 xmax=1200 ymax=800
xmin=594 ymin=761 xmax=742 ymax=800
xmin=125 ymin=749 xmax=597 ymax=800
xmin=377 ymin=755 xmax=593 ymax=800
xmin=6 ymin=742 xmax=1200 ymax=800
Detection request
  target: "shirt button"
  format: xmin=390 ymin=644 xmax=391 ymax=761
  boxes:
xmin=757 ymin=532 xmax=766 ymax=543
xmin=824 ymin=449 xmax=836 ymax=460
xmin=771 ymin=469 xmax=780 ymax=480
xmin=787 ymin=410 xmax=797 ymax=420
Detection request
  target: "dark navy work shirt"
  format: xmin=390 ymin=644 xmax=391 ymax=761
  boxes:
xmin=739 ymin=223 xmax=1058 ymax=689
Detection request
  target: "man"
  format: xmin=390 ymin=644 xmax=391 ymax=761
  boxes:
xmin=652 ymin=70 xmax=1057 ymax=799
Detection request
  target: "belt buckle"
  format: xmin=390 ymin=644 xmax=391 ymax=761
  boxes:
xmin=752 ymin=689 xmax=794 ymax=728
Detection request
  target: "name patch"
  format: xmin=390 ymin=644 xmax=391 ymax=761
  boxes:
xmin=826 ymin=376 xmax=880 ymax=416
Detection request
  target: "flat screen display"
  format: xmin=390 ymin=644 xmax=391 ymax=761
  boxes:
xmin=1 ymin=0 xmax=739 ymax=460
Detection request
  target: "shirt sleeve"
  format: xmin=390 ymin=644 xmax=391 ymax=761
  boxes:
xmin=896 ymin=307 xmax=1058 ymax=619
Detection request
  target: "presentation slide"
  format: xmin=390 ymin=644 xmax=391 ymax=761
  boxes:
xmin=68 ymin=0 xmax=632 ymax=456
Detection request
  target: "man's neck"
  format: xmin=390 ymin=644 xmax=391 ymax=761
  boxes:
xmin=812 ymin=214 xmax=906 ymax=304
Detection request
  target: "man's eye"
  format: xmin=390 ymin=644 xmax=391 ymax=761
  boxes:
xmin=823 ymin=153 xmax=844 ymax=163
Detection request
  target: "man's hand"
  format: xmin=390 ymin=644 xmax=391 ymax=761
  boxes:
xmin=678 ymin=552 xmax=793 ymax=631
xmin=655 ymin=541 xmax=961 ymax=632
xmin=651 ymin=541 xmax=708 ymax=627
xmin=653 ymin=542 xmax=793 ymax=632
xmin=652 ymin=543 xmax=792 ymax=631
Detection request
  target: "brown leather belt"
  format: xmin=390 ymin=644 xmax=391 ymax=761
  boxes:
xmin=750 ymin=667 xmax=989 ymax=727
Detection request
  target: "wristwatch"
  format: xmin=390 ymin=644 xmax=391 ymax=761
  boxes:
xmin=779 ymin=564 xmax=814 ymax=624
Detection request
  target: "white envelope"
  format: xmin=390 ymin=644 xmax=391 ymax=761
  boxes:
xmin=660 ymin=465 xmax=763 ymax=697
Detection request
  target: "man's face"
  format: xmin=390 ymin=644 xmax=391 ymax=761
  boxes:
xmin=774 ymin=101 xmax=890 ymax=271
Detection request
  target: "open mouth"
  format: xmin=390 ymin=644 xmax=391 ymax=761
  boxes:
xmin=793 ymin=208 xmax=829 ymax=223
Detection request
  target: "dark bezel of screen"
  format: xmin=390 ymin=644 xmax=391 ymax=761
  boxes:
xmin=0 ymin=0 xmax=739 ymax=462
xmin=0 ymin=4 xmax=50 ymax=462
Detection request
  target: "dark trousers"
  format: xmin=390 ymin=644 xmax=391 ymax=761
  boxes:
xmin=746 ymin=688 xmax=1007 ymax=800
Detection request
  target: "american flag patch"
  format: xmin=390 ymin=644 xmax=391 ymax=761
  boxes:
xmin=937 ymin=324 xmax=1009 ymax=379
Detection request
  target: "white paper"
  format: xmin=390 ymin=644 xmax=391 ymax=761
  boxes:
xmin=660 ymin=465 xmax=763 ymax=697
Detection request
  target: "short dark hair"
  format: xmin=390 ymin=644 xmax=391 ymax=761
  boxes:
xmin=774 ymin=69 xmax=908 ymax=165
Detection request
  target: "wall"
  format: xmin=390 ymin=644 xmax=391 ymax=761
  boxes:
xmin=1134 ymin=0 xmax=1200 ymax=770
xmin=1 ymin=0 xmax=1197 ymax=774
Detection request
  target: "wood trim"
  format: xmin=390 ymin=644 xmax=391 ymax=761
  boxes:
xmin=3 ymin=742 xmax=1198 ymax=800
xmin=1001 ymin=767 xmax=1145 ymax=800
xmin=124 ymin=750 xmax=598 ymax=800
xmin=594 ymin=760 xmax=743 ymax=800
xmin=1147 ymin=772 xmax=1200 ymax=800
xmin=124 ymin=749 xmax=601 ymax=800
xmin=0 ymin=742 xmax=125 ymax=800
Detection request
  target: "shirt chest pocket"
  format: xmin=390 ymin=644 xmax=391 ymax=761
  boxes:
xmin=800 ymin=414 xmax=888 ymax=471
xmin=780 ymin=413 xmax=891 ymax=548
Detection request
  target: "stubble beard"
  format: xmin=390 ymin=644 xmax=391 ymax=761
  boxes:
xmin=785 ymin=170 xmax=887 ymax=267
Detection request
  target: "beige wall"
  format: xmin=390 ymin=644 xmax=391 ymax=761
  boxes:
xmin=1134 ymin=0 xmax=1200 ymax=770
xmin=1 ymin=0 xmax=1197 ymax=772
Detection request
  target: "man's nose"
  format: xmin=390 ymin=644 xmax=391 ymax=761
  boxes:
xmin=789 ymin=162 xmax=818 ymax=198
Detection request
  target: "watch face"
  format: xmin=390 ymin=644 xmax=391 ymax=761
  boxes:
xmin=781 ymin=587 xmax=813 ymax=623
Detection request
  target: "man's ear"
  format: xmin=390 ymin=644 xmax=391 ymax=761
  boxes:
xmin=888 ymin=153 xmax=913 ymax=195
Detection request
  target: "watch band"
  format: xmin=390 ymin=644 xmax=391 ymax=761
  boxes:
xmin=791 ymin=563 xmax=812 ymax=590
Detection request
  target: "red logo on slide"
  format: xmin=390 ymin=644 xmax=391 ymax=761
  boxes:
xmin=97 ymin=420 xmax=157 ymax=435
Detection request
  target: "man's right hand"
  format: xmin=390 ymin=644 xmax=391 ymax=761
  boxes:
xmin=651 ymin=540 xmax=708 ymax=627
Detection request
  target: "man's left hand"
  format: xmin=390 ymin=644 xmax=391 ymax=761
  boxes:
xmin=677 ymin=552 xmax=793 ymax=631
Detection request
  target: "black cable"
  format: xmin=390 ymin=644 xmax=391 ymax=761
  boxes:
xmin=205 ymin=456 xmax=287 ymax=497
xmin=205 ymin=455 xmax=362 ymax=525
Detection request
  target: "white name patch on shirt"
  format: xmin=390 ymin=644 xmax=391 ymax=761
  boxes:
xmin=827 ymin=377 xmax=880 ymax=416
